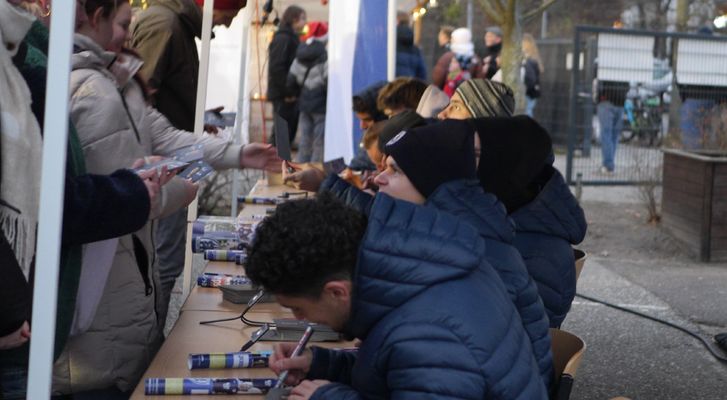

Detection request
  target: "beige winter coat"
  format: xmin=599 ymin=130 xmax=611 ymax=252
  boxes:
xmin=52 ymin=34 xmax=242 ymax=394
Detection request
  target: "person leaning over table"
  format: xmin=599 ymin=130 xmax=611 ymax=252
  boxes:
xmin=284 ymin=118 xmax=555 ymax=391
xmin=245 ymin=193 xmax=548 ymax=400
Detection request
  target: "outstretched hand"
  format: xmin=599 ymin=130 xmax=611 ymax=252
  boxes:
xmin=240 ymin=143 xmax=282 ymax=172
xmin=282 ymin=161 xmax=326 ymax=192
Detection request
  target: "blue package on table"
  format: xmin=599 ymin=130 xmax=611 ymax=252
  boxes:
xmin=191 ymin=233 xmax=244 ymax=253
xmin=204 ymin=249 xmax=246 ymax=261
xmin=144 ymin=377 xmax=277 ymax=395
xmin=188 ymin=352 xmax=270 ymax=369
xmin=196 ymin=272 xmax=250 ymax=288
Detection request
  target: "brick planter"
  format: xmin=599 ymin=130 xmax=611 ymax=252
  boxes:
xmin=662 ymin=149 xmax=727 ymax=262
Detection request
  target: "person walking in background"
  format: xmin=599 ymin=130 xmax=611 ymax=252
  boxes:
xmin=395 ymin=20 xmax=427 ymax=80
xmin=130 ymin=0 xmax=248 ymax=328
xmin=522 ymin=33 xmax=543 ymax=117
xmin=268 ymin=5 xmax=307 ymax=145
xmin=288 ymin=21 xmax=328 ymax=163
xmin=431 ymin=25 xmax=453 ymax=68
xmin=431 ymin=27 xmax=482 ymax=96
xmin=594 ymin=77 xmax=628 ymax=174
xmin=481 ymin=26 xmax=503 ymax=80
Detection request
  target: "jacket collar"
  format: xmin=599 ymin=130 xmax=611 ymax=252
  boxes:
xmin=0 ymin=1 xmax=35 ymax=57
xmin=346 ymin=193 xmax=482 ymax=339
xmin=426 ymin=179 xmax=515 ymax=243
xmin=72 ymin=33 xmax=116 ymax=71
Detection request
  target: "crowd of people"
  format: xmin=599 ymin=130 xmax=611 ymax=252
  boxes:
xmin=272 ymin=24 xmax=585 ymax=398
xmin=1 ymin=0 xmax=279 ymax=398
xmin=1 ymin=1 xmax=585 ymax=399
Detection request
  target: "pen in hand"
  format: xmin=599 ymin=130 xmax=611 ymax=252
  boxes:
xmin=274 ymin=325 xmax=315 ymax=388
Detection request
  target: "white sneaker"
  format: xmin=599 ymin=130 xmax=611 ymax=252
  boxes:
xmin=599 ymin=166 xmax=614 ymax=175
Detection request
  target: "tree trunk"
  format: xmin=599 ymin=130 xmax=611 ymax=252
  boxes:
xmin=499 ymin=1 xmax=526 ymax=113
xmin=667 ymin=0 xmax=689 ymax=145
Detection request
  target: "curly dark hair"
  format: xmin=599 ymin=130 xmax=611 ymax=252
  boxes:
xmin=244 ymin=193 xmax=368 ymax=297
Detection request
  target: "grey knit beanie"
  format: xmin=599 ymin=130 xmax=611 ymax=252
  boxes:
xmin=455 ymin=79 xmax=514 ymax=118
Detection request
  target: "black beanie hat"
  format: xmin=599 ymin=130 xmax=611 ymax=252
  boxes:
xmin=378 ymin=110 xmax=426 ymax=154
xmin=385 ymin=119 xmax=476 ymax=198
xmin=472 ymin=116 xmax=553 ymax=213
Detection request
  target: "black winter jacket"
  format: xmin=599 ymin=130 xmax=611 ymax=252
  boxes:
xmin=267 ymin=25 xmax=300 ymax=101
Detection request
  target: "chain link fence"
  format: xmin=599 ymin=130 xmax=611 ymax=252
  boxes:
xmin=564 ymin=26 xmax=727 ymax=185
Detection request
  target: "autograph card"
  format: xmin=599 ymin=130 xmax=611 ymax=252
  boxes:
xmin=178 ymin=160 xmax=214 ymax=183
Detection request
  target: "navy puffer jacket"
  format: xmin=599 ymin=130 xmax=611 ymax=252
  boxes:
xmin=318 ymin=174 xmax=373 ymax=215
xmin=426 ymin=179 xmax=553 ymax=389
xmin=510 ymin=168 xmax=587 ymax=328
xmin=308 ymin=194 xmax=548 ymax=400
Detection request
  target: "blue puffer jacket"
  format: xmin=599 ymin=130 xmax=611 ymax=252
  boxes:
xmin=308 ymin=194 xmax=548 ymax=400
xmin=510 ymin=168 xmax=587 ymax=328
xmin=319 ymin=174 xmax=373 ymax=215
xmin=426 ymin=180 xmax=553 ymax=390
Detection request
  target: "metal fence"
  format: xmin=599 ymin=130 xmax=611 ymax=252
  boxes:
xmin=565 ymin=26 xmax=727 ymax=185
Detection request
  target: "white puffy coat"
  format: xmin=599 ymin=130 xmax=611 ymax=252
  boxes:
xmin=52 ymin=33 xmax=242 ymax=394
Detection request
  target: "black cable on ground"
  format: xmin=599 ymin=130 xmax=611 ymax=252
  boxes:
xmin=575 ymin=292 xmax=727 ymax=363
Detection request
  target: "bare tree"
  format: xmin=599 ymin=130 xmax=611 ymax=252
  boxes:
xmin=476 ymin=0 xmax=558 ymax=111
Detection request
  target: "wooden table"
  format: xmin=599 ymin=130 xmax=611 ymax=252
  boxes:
xmin=181 ymin=261 xmax=285 ymax=314
xmin=129 ymin=311 xmax=284 ymax=399
xmin=131 ymin=181 xmax=326 ymax=399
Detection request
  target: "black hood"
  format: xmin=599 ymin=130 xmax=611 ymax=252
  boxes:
xmin=472 ymin=116 xmax=553 ymax=213
xmin=396 ymin=24 xmax=414 ymax=47
xmin=295 ymin=40 xmax=326 ymax=65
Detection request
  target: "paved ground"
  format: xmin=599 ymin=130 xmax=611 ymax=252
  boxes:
xmin=558 ymin=152 xmax=727 ymax=399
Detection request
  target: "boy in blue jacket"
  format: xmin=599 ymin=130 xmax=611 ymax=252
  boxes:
xmin=245 ymin=193 xmax=548 ymax=400
xmin=376 ymin=119 xmax=554 ymax=389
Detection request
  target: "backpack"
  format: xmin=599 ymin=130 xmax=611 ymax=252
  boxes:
xmin=444 ymin=56 xmax=472 ymax=97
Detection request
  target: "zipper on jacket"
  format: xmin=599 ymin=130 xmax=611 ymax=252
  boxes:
xmin=119 ymin=90 xmax=142 ymax=144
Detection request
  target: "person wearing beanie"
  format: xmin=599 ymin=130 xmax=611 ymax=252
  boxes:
xmin=284 ymin=110 xmax=426 ymax=211
xmin=471 ymin=116 xmax=587 ymax=329
xmin=287 ymin=21 xmax=328 ymax=162
xmin=431 ymin=27 xmax=483 ymax=95
xmin=481 ymin=26 xmax=503 ymax=79
xmin=376 ymin=110 xmax=426 ymax=154
xmin=438 ymin=78 xmax=514 ymax=119
xmin=377 ymin=119 xmax=554 ymax=391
